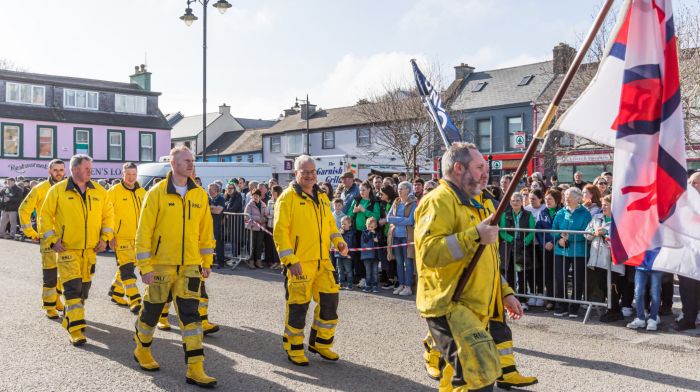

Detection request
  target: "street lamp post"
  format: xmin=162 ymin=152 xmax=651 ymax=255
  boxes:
xmin=180 ymin=0 xmax=232 ymax=162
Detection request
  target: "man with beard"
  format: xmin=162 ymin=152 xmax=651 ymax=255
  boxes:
xmin=19 ymin=159 xmax=66 ymax=319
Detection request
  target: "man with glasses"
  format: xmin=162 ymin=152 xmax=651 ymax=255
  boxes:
xmin=274 ymin=155 xmax=349 ymax=366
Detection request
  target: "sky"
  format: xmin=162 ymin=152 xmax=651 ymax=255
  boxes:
xmin=1 ymin=0 xmax=697 ymax=120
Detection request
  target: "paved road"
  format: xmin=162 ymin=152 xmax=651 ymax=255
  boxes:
xmin=0 ymin=239 xmax=698 ymax=391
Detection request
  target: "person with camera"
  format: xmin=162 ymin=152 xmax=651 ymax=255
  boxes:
xmin=552 ymin=187 xmax=592 ymax=318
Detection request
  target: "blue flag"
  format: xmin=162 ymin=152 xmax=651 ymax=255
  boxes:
xmin=411 ymin=59 xmax=462 ymax=147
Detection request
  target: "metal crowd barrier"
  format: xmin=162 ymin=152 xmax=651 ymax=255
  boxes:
xmin=498 ymin=227 xmax=612 ymax=324
xmin=222 ymin=212 xmax=253 ymax=271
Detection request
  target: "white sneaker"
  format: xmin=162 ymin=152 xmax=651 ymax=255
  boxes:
xmin=646 ymin=318 xmax=658 ymax=331
xmin=626 ymin=318 xmax=646 ymax=329
xmin=399 ymin=286 xmax=413 ymax=296
xmin=393 ymin=285 xmax=404 ymax=295
xmin=358 ymin=278 xmax=366 ymax=288
xmin=526 ymin=297 xmax=537 ymax=306
xmin=676 ymin=312 xmax=684 ymax=322
xmin=535 ymin=298 xmax=545 ymax=307
xmin=622 ymin=307 xmax=634 ymax=317
xmin=521 ymin=302 xmax=529 ymax=311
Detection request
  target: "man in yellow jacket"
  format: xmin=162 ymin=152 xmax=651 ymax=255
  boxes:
xmin=274 ymin=155 xmax=348 ymax=366
xmin=39 ymin=154 xmax=114 ymax=346
xmin=18 ymin=158 xmax=66 ymax=319
xmin=421 ymin=187 xmax=538 ymax=390
xmin=106 ymin=162 xmax=145 ymax=314
xmin=133 ymin=146 xmax=217 ymax=387
xmin=414 ymin=143 xmax=524 ymax=392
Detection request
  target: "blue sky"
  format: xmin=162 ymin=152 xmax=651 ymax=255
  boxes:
xmin=1 ymin=0 xmax=696 ymax=119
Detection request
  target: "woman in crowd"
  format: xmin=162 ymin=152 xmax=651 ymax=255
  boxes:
xmin=585 ymin=195 xmax=626 ymax=322
xmin=263 ymin=185 xmax=283 ymax=269
xmin=519 ymin=187 xmax=531 ymax=208
xmin=594 ymin=176 xmax=611 ymax=196
xmin=223 ymin=181 xmax=244 ymax=263
xmin=499 ymin=193 xmax=536 ymax=309
xmin=244 ymin=189 xmax=268 ymax=269
xmin=387 ymin=181 xmax=417 ymax=296
xmin=347 ymin=181 xmax=381 ymax=286
xmin=582 ymin=184 xmax=602 ymax=216
xmin=379 ymin=185 xmax=398 ymax=290
xmin=524 ymin=189 xmax=546 ymax=307
xmin=536 ymin=189 xmax=562 ymax=310
xmin=552 ymin=187 xmax=592 ymax=318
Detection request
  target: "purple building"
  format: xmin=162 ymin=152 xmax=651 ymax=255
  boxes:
xmin=0 ymin=65 xmax=171 ymax=179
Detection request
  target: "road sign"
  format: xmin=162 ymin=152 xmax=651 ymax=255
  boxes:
xmin=514 ymin=132 xmax=526 ymax=150
xmin=491 ymin=160 xmax=503 ymax=170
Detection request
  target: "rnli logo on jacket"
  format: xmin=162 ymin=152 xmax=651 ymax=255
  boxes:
xmin=190 ymin=203 xmax=202 ymax=208
xmin=168 ymin=202 xmax=175 ymax=207
xmin=153 ymin=275 xmax=166 ymax=282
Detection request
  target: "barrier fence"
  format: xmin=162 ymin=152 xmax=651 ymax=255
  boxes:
xmin=217 ymin=216 xmax=615 ymax=324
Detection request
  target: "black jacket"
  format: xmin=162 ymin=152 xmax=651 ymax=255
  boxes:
xmin=224 ymin=192 xmax=243 ymax=214
xmin=1 ymin=184 xmax=23 ymax=211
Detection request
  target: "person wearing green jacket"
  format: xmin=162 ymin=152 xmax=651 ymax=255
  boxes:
xmin=499 ymin=193 xmax=536 ymax=309
xmin=347 ymin=181 xmax=381 ymax=286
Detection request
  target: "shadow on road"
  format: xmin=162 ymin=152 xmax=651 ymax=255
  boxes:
xmin=516 ymin=347 xmax=700 ymax=390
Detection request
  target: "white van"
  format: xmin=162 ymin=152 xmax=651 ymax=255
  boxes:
xmin=137 ymin=162 xmax=273 ymax=190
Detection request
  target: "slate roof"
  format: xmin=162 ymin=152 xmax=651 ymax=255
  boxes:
xmin=205 ymin=129 xmax=265 ymax=156
xmin=449 ymin=61 xmax=556 ymax=111
xmin=234 ymin=117 xmax=277 ymax=130
xmin=263 ymin=105 xmax=373 ymax=134
xmin=0 ymin=103 xmax=171 ymax=130
xmin=170 ymin=112 xmax=221 ymax=139
xmin=0 ymin=69 xmax=161 ymax=96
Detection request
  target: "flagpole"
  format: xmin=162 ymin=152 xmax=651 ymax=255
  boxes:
xmin=451 ymin=0 xmax=616 ymax=302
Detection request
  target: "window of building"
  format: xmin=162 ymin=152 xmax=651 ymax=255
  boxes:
xmin=108 ymin=130 xmax=124 ymax=161
xmin=64 ymin=89 xmax=99 ymax=110
xmin=518 ymin=75 xmax=535 ymax=86
xmin=322 ymin=131 xmax=335 ymax=149
xmin=37 ymin=126 xmax=56 ymax=158
xmin=507 ymin=116 xmax=523 ymax=150
xmin=559 ymin=133 xmax=574 ymax=147
xmin=270 ymin=136 xmax=281 ymax=152
xmin=236 ymin=155 xmax=243 ymax=162
xmin=471 ymin=82 xmax=487 ymax=92
xmin=6 ymin=82 xmax=45 ymax=105
xmin=74 ymin=128 xmax=92 ymax=155
xmin=1 ymin=124 xmax=21 ymax=157
xmin=115 ymin=94 xmax=147 ymax=114
xmin=476 ymin=119 xmax=491 ymax=152
xmin=357 ymin=128 xmax=371 ymax=147
xmin=287 ymin=133 xmax=305 ymax=155
xmin=247 ymin=154 xmax=254 ymax=162
xmin=139 ymin=132 xmax=155 ymax=162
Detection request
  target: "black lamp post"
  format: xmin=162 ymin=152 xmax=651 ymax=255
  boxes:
xmin=180 ymin=0 xmax=232 ymax=162
xmin=294 ymin=95 xmax=311 ymax=155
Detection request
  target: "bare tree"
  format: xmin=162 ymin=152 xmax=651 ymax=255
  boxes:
xmin=0 ymin=58 xmax=27 ymax=72
xmin=354 ymin=79 xmax=440 ymax=178
xmin=677 ymin=1 xmax=700 ymax=152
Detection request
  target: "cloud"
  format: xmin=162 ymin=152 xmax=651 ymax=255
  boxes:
xmin=400 ymin=0 xmax=498 ymax=29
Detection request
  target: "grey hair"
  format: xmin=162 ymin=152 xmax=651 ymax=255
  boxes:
xmin=510 ymin=193 xmax=523 ymax=202
xmin=208 ymin=182 xmax=221 ymax=191
xmin=70 ymin=154 xmax=93 ymax=170
xmin=564 ymin=187 xmax=583 ymax=201
xmin=441 ymin=142 xmax=479 ymax=176
xmin=249 ymin=181 xmax=259 ymax=188
xmin=294 ymin=154 xmax=316 ymax=171
xmin=398 ymin=181 xmax=413 ymax=193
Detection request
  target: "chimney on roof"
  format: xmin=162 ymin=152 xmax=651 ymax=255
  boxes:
xmin=283 ymin=107 xmax=298 ymax=117
xmin=454 ymin=63 xmax=475 ymax=80
xmin=552 ymin=42 xmax=576 ymax=74
xmin=219 ymin=103 xmax=231 ymax=116
xmin=300 ymin=103 xmax=317 ymax=121
xmin=129 ymin=64 xmax=152 ymax=91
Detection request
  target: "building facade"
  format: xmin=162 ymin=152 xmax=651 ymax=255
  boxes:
xmin=0 ymin=65 xmax=170 ymax=179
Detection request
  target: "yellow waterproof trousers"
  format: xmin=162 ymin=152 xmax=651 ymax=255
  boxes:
xmin=40 ymin=239 xmax=62 ymax=310
xmin=57 ymin=249 xmax=96 ymax=333
xmin=135 ymin=265 xmax=205 ymax=364
xmin=283 ymin=259 xmax=339 ymax=357
xmin=158 ymin=280 xmax=211 ymax=324
xmin=108 ymin=240 xmax=141 ymax=311
xmin=425 ymin=304 xmax=501 ymax=391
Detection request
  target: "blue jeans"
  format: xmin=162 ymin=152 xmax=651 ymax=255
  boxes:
xmin=394 ymin=237 xmax=413 ymax=286
xmin=337 ymin=257 xmax=353 ymax=287
xmin=634 ymin=269 xmax=663 ymax=320
xmin=363 ymin=259 xmax=379 ymax=289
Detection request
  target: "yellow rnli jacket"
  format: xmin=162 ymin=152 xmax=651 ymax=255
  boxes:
xmin=135 ymin=172 xmax=215 ymax=275
xmin=414 ymin=179 xmax=514 ymax=319
xmin=39 ymin=177 xmax=114 ymax=250
xmin=18 ymin=178 xmax=58 ymax=239
xmin=107 ymin=181 xmax=146 ymax=241
xmin=273 ymin=182 xmax=345 ymax=266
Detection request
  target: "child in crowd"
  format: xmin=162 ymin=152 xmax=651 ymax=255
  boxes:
xmin=332 ymin=198 xmax=347 ymax=281
xmin=337 ymin=216 xmax=355 ymax=290
xmin=360 ymin=217 xmax=380 ymax=293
